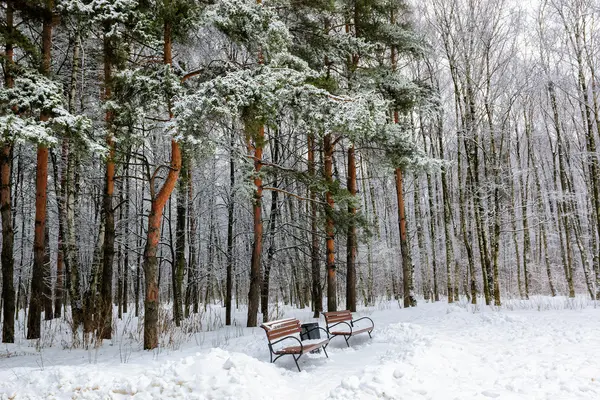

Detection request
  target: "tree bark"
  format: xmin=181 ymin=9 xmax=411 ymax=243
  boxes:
xmin=185 ymin=163 xmax=198 ymax=317
xmin=395 ymin=167 xmax=415 ymax=307
xmin=173 ymin=151 xmax=187 ymax=326
xmin=63 ymin=30 xmax=83 ymax=332
xmin=261 ymin=131 xmax=280 ymax=322
xmin=43 ymin=218 xmax=53 ymax=319
xmin=324 ymin=134 xmax=336 ymax=312
xmin=225 ymin=129 xmax=235 ymax=325
xmin=27 ymin=8 xmax=53 ymax=339
xmin=143 ymin=21 xmax=182 ymax=350
xmin=346 ymin=145 xmax=357 ymax=312
xmin=308 ymin=133 xmax=322 ymax=317
xmin=98 ymin=22 xmax=116 ymax=340
xmin=1 ymin=0 xmax=15 ymax=343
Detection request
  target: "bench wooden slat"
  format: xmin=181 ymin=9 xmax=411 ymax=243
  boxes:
xmin=264 ymin=320 xmax=299 ymax=332
xmin=330 ymin=327 xmax=372 ymax=336
xmin=325 ymin=315 xmax=352 ymax=323
xmin=262 ymin=318 xmax=297 ymax=329
xmin=323 ymin=311 xmax=352 ymax=322
xmin=274 ymin=340 xmax=327 ymax=355
xmin=324 ymin=311 xmax=352 ymax=317
xmin=267 ymin=326 xmax=300 ymax=340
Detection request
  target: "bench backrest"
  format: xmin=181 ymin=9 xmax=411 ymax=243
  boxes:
xmin=260 ymin=318 xmax=301 ymax=341
xmin=323 ymin=311 xmax=352 ymax=325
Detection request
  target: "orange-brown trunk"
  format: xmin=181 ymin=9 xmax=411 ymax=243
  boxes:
xmin=143 ymin=21 xmax=182 ymax=349
xmin=99 ymin=24 xmax=116 ymax=340
xmin=247 ymin=124 xmax=264 ymax=327
xmin=247 ymin=0 xmax=265 ymax=327
xmin=27 ymin=7 xmax=53 ymax=339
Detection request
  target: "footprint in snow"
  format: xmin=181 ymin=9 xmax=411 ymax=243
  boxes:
xmin=481 ymin=390 xmax=500 ymax=398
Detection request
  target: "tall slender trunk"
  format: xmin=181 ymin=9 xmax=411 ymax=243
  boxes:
xmin=308 ymin=134 xmax=322 ymax=317
xmin=225 ymin=129 xmax=235 ymax=325
xmin=246 ymin=0 xmax=266 ymax=327
xmin=395 ymin=167 xmax=415 ymax=307
xmin=413 ymin=177 xmax=430 ymax=301
xmin=516 ymin=123 xmax=531 ymax=299
xmin=324 ymin=134 xmax=336 ymax=311
xmin=548 ymin=82 xmax=575 ymax=297
xmin=123 ymin=159 xmax=129 ymax=314
xmin=173 ymin=151 xmax=187 ymax=326
xmin=62 ymin=31 xmax=83 ymax=332
xmin=27 ymin=8 xmax=53 ymax=339
xmin=135 ymin=179 xmax=143 ymax=318
xmin=117 ymin=176 xmax=124 ymax=320
xmin=261 ymin=131 xmax=280 ymax=322
xmin=186 ymin=164 xmax=199 ymax=316
xmin=526 ymin=114 xmax=555 ymax=296
xmin=143 ymin=21 xmax=182 ymax=350
xmin=346 ymin=145 xmax=357 ymax=312
xmin=43 ymin=218 xmax=53 ymax=319
xmin=1 ymin=1 xmax=15 ymax=343
xmin=422 ymin=112 xmax=440 ymax=302
xmin=246 ymin=115 xmax=264 ymax=326
xmin=55 ymin=184 xmax=64 ymax=319
xmin=98 ymin=19 xmax=119 ymax=340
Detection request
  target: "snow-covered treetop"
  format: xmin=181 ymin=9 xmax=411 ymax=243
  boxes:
xmin=205 ymin=0 xmax=292 ymax=61
xmin=0 ymin=70 xmax=91 ymax=146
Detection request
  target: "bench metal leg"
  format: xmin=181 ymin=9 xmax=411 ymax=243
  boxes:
xmin=368 ymin=330 xmax=373 ymax=339
xmin=293 ymin=354 xmax=302 ymax=372
xmin=323 ymin=345 xmax=329 ymax=358
xmin=344 ymin=335 xmax=350 ymax=347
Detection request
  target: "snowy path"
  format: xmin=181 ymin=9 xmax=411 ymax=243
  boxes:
xmin=2 ymin=300 xmax=600 ymax=399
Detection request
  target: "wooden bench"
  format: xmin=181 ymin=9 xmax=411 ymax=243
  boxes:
xmin=260 ymin=318 xmax=329 ymax=371
xmin=322 ymin=310 xmax=374 ymax=347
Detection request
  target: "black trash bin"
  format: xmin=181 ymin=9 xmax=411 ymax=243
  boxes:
xmin=300 ymin=322 xmax=320 ymax=341
xmin=300 ymin=322 xmax=321 ymax=353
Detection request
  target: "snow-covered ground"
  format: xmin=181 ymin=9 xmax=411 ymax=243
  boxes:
xmin=2 ymin=297 xmax=600 ymax=399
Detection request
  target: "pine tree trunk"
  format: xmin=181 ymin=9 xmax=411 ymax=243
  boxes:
xmin=308 ymin=133 xmax=322 ymax=317
xmin=187 ymin=164 xmax=199 ymax=316
xmin=117 ymin=179 xmax=124 ymax=320
xmin=173 ymin=152 xmax=187 ymax=326
xmin=225 ymin=130 xmax=235 ymax=324
xmin=27 ymin=9 xmax=53 ymax=339
xmin=261 ymin=133 xmax=280 ymax=322
xmin=135 ymin=187 xmax=142 ymax=318
xmin=99 ymin=24 xmax=116 ymax=341
xmin=246 ymin=0 xmax=266 ymax=328
xmin=395 ymin=167 xmax=415 ymax=307
xmin=123 ymin=162 xmax=129 ymax=315
xmin=1 ymin=1 xmax=15 ymax=343
xmin=324 ymin=133 xmax=336 ymax=312
xmin=346 ymin=145 xmax=357 ymax=312
xmin=43 ymin=218 xmax=53 ymax=319
xmin=28 ymin=143 xmax=49 ymax=338
xmin=143 ymin=21 xmax=182 ymax=350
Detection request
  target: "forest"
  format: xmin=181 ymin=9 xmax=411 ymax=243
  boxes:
xmin=1 ymin=0 xmax=599 ymax=352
